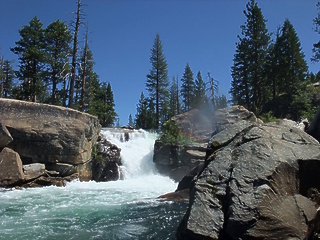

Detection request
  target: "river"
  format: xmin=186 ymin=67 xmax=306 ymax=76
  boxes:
xmin=0 ymin=129 xmax=187 ymax=240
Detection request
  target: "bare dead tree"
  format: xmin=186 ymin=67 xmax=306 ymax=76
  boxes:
xmin=68 ymin=0 xmax=85 ymax=108
xmin=80 ymin=24 xmax=88 ymax=112
xmin=206 ymin=72 xmax=219 ymax=107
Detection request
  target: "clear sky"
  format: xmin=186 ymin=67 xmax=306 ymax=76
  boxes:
xmin=0 ymin=0 xmax=319 ymax=125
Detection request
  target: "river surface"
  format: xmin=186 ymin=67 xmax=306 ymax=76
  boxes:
xmin=0 ymin=129 xmax=187 ymax=240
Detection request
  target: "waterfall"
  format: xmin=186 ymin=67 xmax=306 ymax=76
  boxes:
xmin=0 ymin=128 xmax=185 ymax=240
xmin=101 ymin=128 xmax=158 ymax=179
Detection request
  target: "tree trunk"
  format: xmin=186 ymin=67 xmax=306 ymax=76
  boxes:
xmin=68 ymin=0 xmax=81 ymax=108
xmin=80 ymin=26 xmax=88 ymax=112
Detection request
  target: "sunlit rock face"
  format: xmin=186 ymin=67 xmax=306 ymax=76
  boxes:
xmin=177 ymin=106 xmax=320 ymax=240
xmin=153 ymin=106 xmax=262 ymax=182
xmin=0 ymin=98 xmax=101 ymax=181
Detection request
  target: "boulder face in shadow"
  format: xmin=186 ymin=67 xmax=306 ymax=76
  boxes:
xmin=176 ymin=106 xmax=320 ymax=240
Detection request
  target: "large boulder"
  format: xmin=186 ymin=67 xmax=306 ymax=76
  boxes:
xmin=92 ymin=135 xmax=122 ymax=181
xmin=0 ymin=147 xmax=24 ymax=187
xmin=0 ymin=99 xmax=101 ymax=181
xmin=154 ymin=106 xmax=262 ymax=181
xmin=0 ymin=122 xmax=13 ymax=150
xmin=153 ymin=141 xmax=206 ymax=181
xmin=176 ymin=107 xmax=320 ymax=239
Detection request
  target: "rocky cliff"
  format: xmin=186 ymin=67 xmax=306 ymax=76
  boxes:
xmin=0 ymin=98 xmax=121 ymax=187
xmin=153 ymin=107 xmax=262 ymax=181
xmin=176 ymin=106 xmax=320 ymax=239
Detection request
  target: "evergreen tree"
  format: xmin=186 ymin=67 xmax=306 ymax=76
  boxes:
xmin=194 ymin=71 xmax=206 ymax=108
xmin=135 ymin=92 xmax=149 ymax=129
xmin=271 ymin=19 xmax=309 ymax=119
xmin=312 ymin=2 xmax=320 ymax=64
xmin=230 ymin=40 xmax=250 ymax=108
xmin=11 ymin=16 xmax=45 ymax=102
xmin=0 ymin=60 xmax=15 ymax=98
xmin=146 ymin=34 xmax=169 ymax=129
xmin=128 ymin=114 xmax=134 ymax=127
xmin=76 ymin=47 xmax=95 ymax=111
xmin=180 ymin=63 xmax=195 ymax=112
xmin=44 ymin=20 xmax=72 ymax=105
xmin=105 ymin=82 xmax=117 ymax=126
xmin=168 ymin=76 xmax=180 ymax=118
xmin=87 ymin=81 xmax=117 ymax=127
xmin=231 ymin=0 xmax=270 ymax=114
xmin=213 ymin=95 xmax=228 ymax=110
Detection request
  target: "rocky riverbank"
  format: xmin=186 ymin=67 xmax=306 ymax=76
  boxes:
xmin=0 ymin=99 xmax=121 ymax=188
xmin=173 ymin=106 xmax=320 ymax=239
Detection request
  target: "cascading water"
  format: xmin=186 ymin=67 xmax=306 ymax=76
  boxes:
xmin=0 ymin=129 xmax=187 ymax=240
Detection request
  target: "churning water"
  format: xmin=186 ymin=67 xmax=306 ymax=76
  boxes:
xmin=0 ymin=129 xmax=186 ymax=240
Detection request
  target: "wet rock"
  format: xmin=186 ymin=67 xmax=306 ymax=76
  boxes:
xmin=92 ymin=135 xmax=121 ymax=181
xmin=23 ymin=163 xmax=46 ymax=180
xmin=0 ymin=147 xmax=24 ymax=187
xmin=176 ymin=107 xmax=320 ymax=240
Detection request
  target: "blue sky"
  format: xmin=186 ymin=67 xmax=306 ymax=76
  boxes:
xmin=0 ymin=0 xmax=319 ymax=125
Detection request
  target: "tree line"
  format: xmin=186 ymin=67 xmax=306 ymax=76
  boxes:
xmin=230 ymin=0 xmax=320 ymax=121
xmin=134 ymin=33 xmax=227 ymax=130
xmin=0 ymin=0 xmax=116 ymax=127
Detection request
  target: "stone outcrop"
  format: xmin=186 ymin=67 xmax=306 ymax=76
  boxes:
xmin=0 ymin=98 xmax=101 ymax=181
xmin=153 ymin=141 xmax=206 ymax=181
xmin=0 ymin=122 xmax=13 ymax=150
xmin=92 ymin=135 xmax=122 ymax=181
xmin=0 ymin=147 xmax=24 ymax=187
xmin=153 ymin=106 xmax=262 ymax=181
xmin=176 ymin=106 xmax=320 ymax=239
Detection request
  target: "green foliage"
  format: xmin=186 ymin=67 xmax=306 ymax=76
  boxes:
xmin=135 ymin=92 xmax=157 ymax=129
xmin=168 ymin=76 xmax=180 ymax=118
xmin=181 ymin=63 xmax=195 ymax=112
xmin=159 ymin=120 xmax=180 ymax=144
xmin=231 ymin=0 xmax=314 ymax=122
xmin=44 ymin=19 xmax=72 ymax=105
xmin=259 ymin=112 xmax=278 ymax=123
xmin=11 ymin=16 xmax=46 ymax=102
xmin=159 ymin=119 xmax=198 ymax=145
xmin=0 ymin=60 xmax=15 ymax=98
xmin=146 ymin=33 xmax=169 ymax=129
xmin=194 ymin=71 xmax=207 ymax=108
xmin=230 ymin=0 xmax=270 ymax=114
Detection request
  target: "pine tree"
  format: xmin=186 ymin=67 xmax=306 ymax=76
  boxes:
xmin=146 ymin=34 xmax=169 ymax=129
xmin=312 ymin=2 xmax=320 ymax=64
xmin=135 ymin=92 xmax=149 ymax=129
xmin=194 ymin=71 xmax=206 ymax=108
xmin=88 ymin=81 xmax=117 ymax=127
xmin=180 ymin=63 xmax=195 ymax=112
xmin=230 ymin=39 xmax=250 ymax=108
xmin=271 ymin=19 xmax=309 ymax=119
xmin=0 ymin=60 xmax=15 ymax=98
xmin=44 ymin=20 xmax=72 ymax=105
xmin=128 ymin=114 xmax=134 ymax=127
xmin=168 ymin=76 xmax=180 ymax=118
xmin=11 ymin=16 xmax=45 ymax=102
xmin=232 ymin=0 xmax=270 ymax=114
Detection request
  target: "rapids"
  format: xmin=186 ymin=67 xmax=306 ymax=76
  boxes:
xmin=0 ymin=129 xmax=186 ymax=240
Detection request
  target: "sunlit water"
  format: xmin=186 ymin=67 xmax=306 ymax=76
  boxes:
xmin=0 ymin=129 xmax=186 ymax=240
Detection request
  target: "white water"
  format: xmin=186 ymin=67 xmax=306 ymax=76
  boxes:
xmin=0 ymin=128 xmax=184 ymax=240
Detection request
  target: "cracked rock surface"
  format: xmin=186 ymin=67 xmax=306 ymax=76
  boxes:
xmin=177 ymin=106 xmax=320 ymax=239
